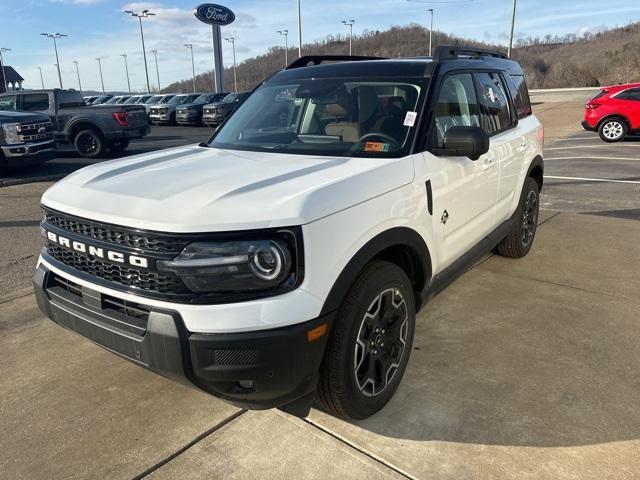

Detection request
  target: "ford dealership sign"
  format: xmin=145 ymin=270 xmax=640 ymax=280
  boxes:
xmin=194 ymin=4 xmax=235 ymax=26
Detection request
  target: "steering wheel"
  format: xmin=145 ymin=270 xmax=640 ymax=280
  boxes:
xmin=358 ymin=132 xmax=399 ymax=147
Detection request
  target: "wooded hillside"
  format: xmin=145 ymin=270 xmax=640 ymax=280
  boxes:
xmin=164 ymin=22 xmax=640 ymax=93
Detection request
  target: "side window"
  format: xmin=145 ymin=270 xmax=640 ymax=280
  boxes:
xmin=506 ymin=74 xmax=532 ymax=119
xmin=618 ymin=88 xmax=640 ymax=101
xmin=0 ymin=95 xmax=17 ymax=110
xmin=432 ymin=73 xmax=481 ymax=147
xmin=475 ymin=72 xmax=513 ymax=135
xmin=21 ymin=93 xmax=50 ymax=111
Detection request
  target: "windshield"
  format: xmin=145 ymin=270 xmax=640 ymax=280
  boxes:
xmin=104 ymin=97 xmax=121 ymax=104
xmin=167 ymin=95 xmax=190 ymax=105
xmin=123 ymin=96 xmax=141 ymax=104
xmin=194 ymin=94 xmax=213 ymax=104
xmin=146 ymin=95 xmax=162 ymax=104
xmin=211 ymin=79 xmax=425 ymax=158
xmin=160 ymin=95 xmax=175 ymax=104
xmin=222 ymin=93 xmax=241 ymax=103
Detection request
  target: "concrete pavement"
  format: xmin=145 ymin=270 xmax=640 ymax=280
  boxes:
xmin=2 ymin=210 xmax=639 ymax=479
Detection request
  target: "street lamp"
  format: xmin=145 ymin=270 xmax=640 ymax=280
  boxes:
xmin=296 ymin=0 xmax=302 ymax=58
xmin=72 ymin=60 xmax=82 ymax=95
xmin=277 ymin=30 xmax=289 ymax=67
xmin=184 ymin=44 xmax=196 ymax=93
xmin=341 ymin=20 xmax=355 ymax=56
xmin=40 ymin=33 xmax=66 ymax=88
xmin=507 ymin=0 xmax=517 ymax=58
xmin=38 ymin=67 xmax=45 ymax=89
xmin=121 ymin=54 xmax=131 ymax=94
xmin=0 ymin=47 xmax=10 ymax=92
xmin=225 ymin=37 xmax=238 ymax=92
xmin=123 ymin=9 xmax=155 ymax=94
xmin=150 ymin=49 xmax=160 ymax=92
xmin=95 ymin=57 xmax=105 ymax=94
xmin=427 ymin=9 xmax=434 ymax=57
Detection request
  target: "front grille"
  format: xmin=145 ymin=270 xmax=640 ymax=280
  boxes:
xmin=17 ymin=121 xmax=55 ymax=142
xmin=44 ymin=211 xmax=189 ymax=253
xmin=46 ymin=243 xmax=190 ymax=295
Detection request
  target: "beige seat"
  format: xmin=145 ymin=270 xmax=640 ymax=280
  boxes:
xmin=324 ymin=92 xmax=361 ymax=142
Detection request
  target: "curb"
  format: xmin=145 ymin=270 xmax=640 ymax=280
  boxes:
xmin=0 ymin=174 xmax=65 ymax=188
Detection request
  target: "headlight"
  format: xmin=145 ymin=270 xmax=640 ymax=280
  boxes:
xmin=1 ymin=123 xmax=21 ymax=145
xmin=157 ymin=230 xmax=302 ymax=296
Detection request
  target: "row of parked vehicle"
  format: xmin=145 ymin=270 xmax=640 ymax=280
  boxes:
xmin=83 ymin=91 xmax=250 ymax=127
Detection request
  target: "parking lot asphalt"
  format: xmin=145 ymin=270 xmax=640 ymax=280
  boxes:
xmin=1 ymin=101 xmax=639 ymax=479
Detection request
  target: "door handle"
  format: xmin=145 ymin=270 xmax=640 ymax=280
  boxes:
xmin=516 ymin=140 xmax=528 ymax=152
xmin=481 ymin=158 xmax=495 ymax=170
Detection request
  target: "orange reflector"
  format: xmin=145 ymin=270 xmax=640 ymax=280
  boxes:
xmin=307 ymin=323 xmax=328 ymax=342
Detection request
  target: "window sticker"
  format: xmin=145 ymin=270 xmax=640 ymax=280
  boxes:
xmin=403 ymin=111 xmax=418 ymax=127
xmin=487 ymin=87 xmax=497 ymax=103
xmin=364 ymin=142 xmax=391 ymax=152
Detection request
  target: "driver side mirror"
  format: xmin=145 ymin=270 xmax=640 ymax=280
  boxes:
xmin=440 ymin=126 xmax=489 ymax=161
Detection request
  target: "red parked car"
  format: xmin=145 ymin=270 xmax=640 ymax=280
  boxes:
xmin=582 ymin=82 xmax=640 ymax=142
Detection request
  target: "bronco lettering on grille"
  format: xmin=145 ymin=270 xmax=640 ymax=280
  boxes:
xmin=46 ymin=230 xmax=149 ymax=269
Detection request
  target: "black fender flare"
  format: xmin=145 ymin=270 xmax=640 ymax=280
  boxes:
xmin=527 ymin=155 xmax=544 ymax=191
xmin=319 ymin=227 xmax=432 ymax=316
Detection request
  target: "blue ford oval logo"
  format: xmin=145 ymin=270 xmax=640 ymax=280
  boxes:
xmin=194 ymin=4 xmax=235 ymax=26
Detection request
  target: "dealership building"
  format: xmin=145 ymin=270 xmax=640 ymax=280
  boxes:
xmin=0 ymin=66 xmax=24 ymax=93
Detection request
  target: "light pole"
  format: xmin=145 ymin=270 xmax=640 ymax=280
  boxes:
xmin=72 ymin=60 xmax=82 ymax=95
xmin=427 ymin=9 xmax=434 ymax=57
xmin=124 ymin=9 xmax=155 ymax=94
xmin=95 ymin=57 xmax=105 ymax=94
xmin=0 ymin=47 xmax=10 ymax=92
xmin=507 ymin=0 xmax=517 ymax=58
xmin=121 ymin=54 xmax=131 ymax=94
xmin=225 ymin=37 xmax=237 ymax=92
xmin=40 ymin=33 xmax=66 ymax=88
xmin=150 ymin=49 xmax=160 ymax=92
xmin=38 ymin=67 xmax=45 ymax=89
xmin=277 ymin=30 xmax=289 ymax=67
xmin=184 ymin=44 xmax=196 ymax=93
xmin=297 ymin=0 xmax=302 ymax=58
xmin=341 ymin=20 xmax=355 ymax=56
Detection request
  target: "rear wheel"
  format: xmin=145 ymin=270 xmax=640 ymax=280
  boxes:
xmin=74 ymin=129 xmax=106 ymax=158
xmin=108 ymin=139 xmax=130 ymax=153
xmin=495 ymin=176 xmax=539 ymax=258
xmin=598 ymin=117 xmax=628 ymax=142
xmin=316 ymin=260 xmax=415 ymax=419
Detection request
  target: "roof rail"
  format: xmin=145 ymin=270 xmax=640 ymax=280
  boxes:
xmin=434 ymin=45 xmax=508 ymax=61
xmin=285 ymin=55 xmax=387 ymax=70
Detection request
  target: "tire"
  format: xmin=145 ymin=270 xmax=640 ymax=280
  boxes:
xmin=74 ymin=129 xmax=106 ymax=158
xmin=0 ymin=153 xmax=7 ymax=176
xmin=495 ymin=176 xmax=540 ymax=258
xmin=598 ymin=117 xmax=628 ymax=142
xmin=316 ymin=260 xmax=416 ymax=419
xmin=108 ymin=139 xmax=130 ymax=153
xmin=168 ymin=113 xmax=177 ymax=126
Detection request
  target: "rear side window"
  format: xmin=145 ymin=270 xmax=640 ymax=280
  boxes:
xmin=0 ymin=95 xmax=17 ymax=110
xmin=475 ymin=72 xmax=513 ymax=135
xmin=506 ymin=74 xmax=532 ymax=119
xmin=590 ymin=90 xmax=608 ymax=101
xmin=21 ymin=93 xmax=50 ymax=111
xmin=617 ymin=88 xmax=640 ymax=101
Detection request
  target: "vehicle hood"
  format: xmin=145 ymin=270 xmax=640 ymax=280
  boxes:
xmin=0 ymin=110 xmax=50 ymax=123
xmin=41 ymin=144 xmax=414 ymax=232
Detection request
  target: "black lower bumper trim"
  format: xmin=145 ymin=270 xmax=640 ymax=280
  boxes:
xmin=581 ymin=120 xmax=596 ymax=132
xmin=33 ymin=264 xmax=334 ymax=411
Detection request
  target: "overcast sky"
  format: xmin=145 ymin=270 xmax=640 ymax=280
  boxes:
xmin=1 ymin=0 xmax=639 ymax=93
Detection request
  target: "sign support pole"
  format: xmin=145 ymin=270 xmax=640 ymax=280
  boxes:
xmin=212 ymin=25 xmax=224 ymax=93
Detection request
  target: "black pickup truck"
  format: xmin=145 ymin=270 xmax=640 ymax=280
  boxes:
xmin=0 ymin=110 xmax=56 ymax=174
xmin=0 ymin=89 xmax=149 ymax=158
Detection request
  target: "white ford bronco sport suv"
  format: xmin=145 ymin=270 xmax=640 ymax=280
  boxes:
xmin=34 ymin=46 xmax=543 ymax=419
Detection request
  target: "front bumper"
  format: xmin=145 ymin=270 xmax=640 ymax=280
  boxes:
xmin=33 ymin=264 xmax=333 ymax=411
xmin=202 ymin=114 xmax=226 ymax=125
xmin=1 ymin=140 xmax=56 ymax=166
xmin=149 ymin=113 xmax=171 ymax=124
xmin=176 ymin=113 xmax=201 ymax=125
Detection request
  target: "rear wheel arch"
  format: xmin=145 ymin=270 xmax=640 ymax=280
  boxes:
xmin=527 ymin=155 xmax=544 ymax=192
xmin=68 ymin=121 xmax=102 ymax=142
xmin=597 ymin=114 xmax=630 ymax=130
xmin=319 ymin=227 xmax=432 ymax=317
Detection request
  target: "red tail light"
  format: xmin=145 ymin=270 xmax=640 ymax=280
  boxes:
xmin=112 ymin=112 xmax=129 ymax=126
xmin=585 ymin=103 xmax=601 ymax=110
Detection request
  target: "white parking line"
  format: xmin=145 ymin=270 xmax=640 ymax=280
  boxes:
xmin=545 ymin=145 xmax=639 ymax=150
xmin=544 ymin=175 xmax=640 ymax=185
xmin=545 ymin=156 xmax=640 ymax=162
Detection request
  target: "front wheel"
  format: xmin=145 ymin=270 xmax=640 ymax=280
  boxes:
xmin=316 ymin=260 xmax=415 ymax=419
xmin=599 ymin=117 xmax=628 ymax=142
xmin=74 ymin=129 xmax=106 ymax=158
xmin=495 ymin=176 xmax=540 ymax=258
